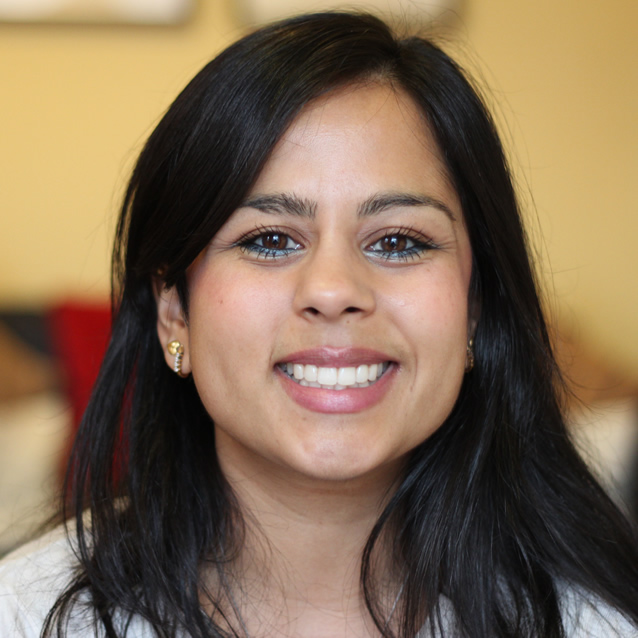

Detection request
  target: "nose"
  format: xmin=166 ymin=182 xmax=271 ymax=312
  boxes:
xmin=293 ymin=244 xmax=376 ymax=321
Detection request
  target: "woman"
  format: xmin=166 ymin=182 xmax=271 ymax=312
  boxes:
xmin=1 ymin=11 xmax=637 ymax=638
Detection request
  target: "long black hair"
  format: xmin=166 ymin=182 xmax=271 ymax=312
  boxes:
xmin=44 ymin=11 xmax=638 ymax=638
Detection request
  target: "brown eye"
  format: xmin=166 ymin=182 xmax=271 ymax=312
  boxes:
xmin=238 ymin=230 xmax=302 ymax=258
xmin=379 ymin=235 xmax=408 ymax=252
xmin=261 ymin=233 xmax=288 ymax=251
xmin=366 ymin=232 xmax=435 ymax=262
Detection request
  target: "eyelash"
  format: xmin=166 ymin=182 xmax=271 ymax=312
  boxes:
xmin=234 ymin=226 xmax=301 ymax=259
xmin=365 ymin=227 xmax=438 ymax=262
xmin=234 ymin=226 xmax=437 ymax=261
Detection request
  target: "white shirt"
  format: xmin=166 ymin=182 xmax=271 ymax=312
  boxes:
xmin=1 ymin=526 xmax=636 ymax=637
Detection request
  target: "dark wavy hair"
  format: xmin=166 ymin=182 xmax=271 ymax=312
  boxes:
xmin=44 ymin=11 xmax=638 ymax=638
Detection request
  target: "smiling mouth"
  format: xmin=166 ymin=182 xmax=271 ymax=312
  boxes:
xmin=278 ymin=362 xmax=390 ymax=390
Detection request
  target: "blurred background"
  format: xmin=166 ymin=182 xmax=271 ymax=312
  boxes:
xmin=0 ymin=0 xmax=636 ymax=555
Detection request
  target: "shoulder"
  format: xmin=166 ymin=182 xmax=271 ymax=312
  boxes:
xmin=417 ymin=590 xmax=637 ymax=638
xmin=0 ymin=524 xmax=78 ymax=637
xmin=560 ymin=585 xmax=638 ymax=638
xmin=0 ymin=524 xmax=158 ymax=637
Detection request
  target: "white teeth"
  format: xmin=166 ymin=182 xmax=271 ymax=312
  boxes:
xmin=355 ymin=365 xmax=368 ymax=383
xmin=337 ymin=367 xmax=356 ymax=386
xmin=281 ymin=362 xmax=388 ymax=389
xmin=317 ymin=367 xmax=337 ymax=385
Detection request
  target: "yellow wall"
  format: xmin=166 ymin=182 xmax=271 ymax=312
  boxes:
xmin=0 ymin=1 xmax=240 ymax=304
xmin=1 ymin=0 xmax=637 ymax=375
xmin=459 ymin=0 xmax=638 ymax=376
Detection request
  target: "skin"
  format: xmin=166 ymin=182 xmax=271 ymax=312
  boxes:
xmin=156 ymin=82 xmax=475 ymax=636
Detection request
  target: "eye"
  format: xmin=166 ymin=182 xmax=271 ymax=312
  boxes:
xmin=366 ymin=230 xmax=436 ymax=261
xmin=374 ymin=235 xmax=411 ymax=253
xmin=236 ymin=228 xmax=302 ymax=259
xmin=256 ymin=232 xmax=292 ymax=251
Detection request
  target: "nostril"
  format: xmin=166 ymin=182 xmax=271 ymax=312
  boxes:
xmin=303 ymin=305 xmax=361 ymax=317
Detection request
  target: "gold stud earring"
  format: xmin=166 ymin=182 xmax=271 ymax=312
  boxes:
xmin=465 ymin=338 xmax=475 ymax=373
xmin=167 ymin=340 xmax=187 ymax=378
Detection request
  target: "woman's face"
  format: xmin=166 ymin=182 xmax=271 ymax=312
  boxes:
xmin=159 ymin=83 xmax=474 ymax=486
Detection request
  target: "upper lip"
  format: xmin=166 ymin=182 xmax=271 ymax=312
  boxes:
xmin=277 ymin=347 xmax=394 ymax=367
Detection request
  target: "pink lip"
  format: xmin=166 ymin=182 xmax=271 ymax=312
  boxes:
xmin=278 ymin=347 xmax=392 ymax=367
xmin=275 ymin=348 xmax=397 ymax=414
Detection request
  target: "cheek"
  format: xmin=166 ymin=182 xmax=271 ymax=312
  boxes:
xmin=386 ymin=269 xmax=471 ymax=340
xmin=187 ymin=268 xmax=289 ymax=374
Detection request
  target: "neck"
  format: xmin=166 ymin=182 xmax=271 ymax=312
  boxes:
xmin=210 ymin=448 xmax=403 ymax=636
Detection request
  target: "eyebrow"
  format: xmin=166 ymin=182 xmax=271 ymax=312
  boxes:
xmin=240 ymin=194 xmax=317 ymax=218
xmin=240 ymin=191 xmax=456 ymax=222
xmin=358 ymin=192 xmax=456 ymax=222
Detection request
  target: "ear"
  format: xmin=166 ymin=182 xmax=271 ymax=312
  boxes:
xmin=153 ymin=278 xmax=192 ymax=376
xmin=467 ymin=294 xmax=481 ymax=342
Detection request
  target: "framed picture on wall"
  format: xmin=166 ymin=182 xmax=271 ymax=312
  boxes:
xmin=0 ymin=0 xmax=194 ymax=24
xmin=234 ymin=0 xmax=457 ymax=25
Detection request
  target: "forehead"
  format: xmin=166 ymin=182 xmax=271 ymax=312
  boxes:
xmin=295 ymin=81 xmax=426 ymax=129
xmin=252 ymin=81 xmax=460 ymax=212
xmin=284 ymin=82 xmax=440 ymax=156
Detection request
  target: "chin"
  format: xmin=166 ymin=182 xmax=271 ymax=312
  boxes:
xmin=289 ymin=445 xmax=406 ymax=485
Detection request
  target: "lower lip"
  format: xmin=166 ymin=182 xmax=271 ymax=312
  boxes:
xmin=276 ymin=364 xmax=396 ymax=414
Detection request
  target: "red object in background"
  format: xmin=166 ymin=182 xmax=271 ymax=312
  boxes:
xmin=48 ymin=300 xmax=111 ymax=480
